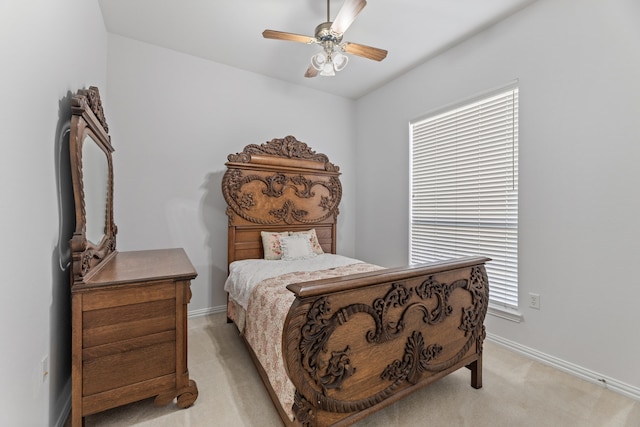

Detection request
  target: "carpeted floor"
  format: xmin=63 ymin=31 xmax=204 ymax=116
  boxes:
xmin=71 ymin=312 xmax=640 ymax=426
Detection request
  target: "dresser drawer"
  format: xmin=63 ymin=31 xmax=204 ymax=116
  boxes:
xmin=82 ymin=331 xmax=176 ymax=395
xmin=83 ymin=298 xmax=176 ymax=347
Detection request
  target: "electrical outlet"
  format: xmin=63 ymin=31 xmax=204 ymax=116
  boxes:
xmin=529 ymin=293 xmax=540 ymax=309
xmin=42 ymin=356 xmax=49 ymax=382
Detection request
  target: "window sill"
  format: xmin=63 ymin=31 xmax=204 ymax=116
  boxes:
xmin=488 ymin=303 xmax=523 ymax=323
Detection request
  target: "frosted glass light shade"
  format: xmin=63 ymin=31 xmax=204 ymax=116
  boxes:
xmin=333 ymin=52 xmax=348 ymax=71
xmin=320 ymin=61 xmax=335 ymax=76
xmin=311 ymin=52 xmax=327 ymax=71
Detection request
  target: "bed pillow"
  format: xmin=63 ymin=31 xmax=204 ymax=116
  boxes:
xmin=289 ymin=229 xmax=324 ymax=255
xmin=280 ymin=235 xmax=316 ymax=261
xmin=260 ymin=231 xmax=289 ymax=260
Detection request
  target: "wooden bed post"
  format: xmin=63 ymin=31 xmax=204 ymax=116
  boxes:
xmin=467 ymin=358 xmax=483 ymax=389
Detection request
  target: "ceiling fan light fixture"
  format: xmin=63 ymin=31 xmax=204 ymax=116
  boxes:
xmin=264 ymin=0 xmax=386 ymax=78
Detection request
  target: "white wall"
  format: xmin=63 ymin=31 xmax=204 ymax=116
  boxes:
xmin=105 ymin=34 xmax=356 ymax=313
xmin=355 ymin=0 xmax=640 ymax=392
xmin=0 ymin=1 xmax=107 ymax=425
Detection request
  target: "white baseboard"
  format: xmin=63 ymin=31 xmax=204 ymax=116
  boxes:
xmin=487 ymin=333 xmax=640 ymax=402
xmin=55 ymin=378 xmax=72 ymax=427
xmin=188 ymin=304 xmax=226 ymax=318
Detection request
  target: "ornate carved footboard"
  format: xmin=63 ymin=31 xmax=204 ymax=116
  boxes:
xmin=283 ymin=257 xmax=489 ymax=427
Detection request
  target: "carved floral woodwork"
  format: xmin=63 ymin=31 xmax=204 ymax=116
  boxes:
xmin=287 ymin=265 xmax=489 ymax=424
xmin=222 ymin=136 xmax=342 ymax=226
xmin=78 ymin=86 xmax=109 ymax=132
xmin=227 ymin=135 xmax=339 ymax=172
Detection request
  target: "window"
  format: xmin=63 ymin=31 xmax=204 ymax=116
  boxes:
xmin=410 ymin=84 xmax=519 ymax=315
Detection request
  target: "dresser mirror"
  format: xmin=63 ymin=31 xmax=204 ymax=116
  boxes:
xmin=69 ymin=86 xmax=117 ymax=286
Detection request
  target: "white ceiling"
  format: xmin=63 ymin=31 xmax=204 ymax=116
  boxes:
xmin=98 ymin=0 xmax=536 ymax=99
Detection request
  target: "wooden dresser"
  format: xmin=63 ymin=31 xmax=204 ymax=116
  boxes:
xmin=67 ymin=87 xmax=198 ymax=425
xmin=71 ymin=248 xmax=198 ymax=426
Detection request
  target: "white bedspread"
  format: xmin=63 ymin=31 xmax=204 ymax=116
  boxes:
xmin=224 ymin=254 xmax=364 ymax=309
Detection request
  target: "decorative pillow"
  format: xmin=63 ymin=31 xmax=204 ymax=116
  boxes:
xmin=289 ymin=229 xmax=324 ymax=255
xmin=280 ymin=235 xmax=316 ymax=261
xmin=260 ymin=231 xmax=289 ymax=260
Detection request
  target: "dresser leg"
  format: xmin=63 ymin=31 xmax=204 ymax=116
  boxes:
xmin=176 ymin=379 xmax=199 ymax=408
xmin=154 ymin=379 xmax=199 ymax=409
xmin=70 ymin=409 xmax=85 ymax=427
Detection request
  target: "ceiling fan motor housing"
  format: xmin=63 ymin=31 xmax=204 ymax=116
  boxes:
xmin=315 ymin=22 xmax=343 ymax=43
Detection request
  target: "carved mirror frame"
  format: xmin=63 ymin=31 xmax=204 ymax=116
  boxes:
xmin=69 ymin=86 xmax=117 ymax=286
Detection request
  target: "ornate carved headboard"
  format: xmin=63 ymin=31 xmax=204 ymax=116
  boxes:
xmin=222 ymin=136 xmax=341 ymax=265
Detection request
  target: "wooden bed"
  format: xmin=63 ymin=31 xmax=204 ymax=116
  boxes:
xmin=222 ymin=136 xmax=490 ymax=427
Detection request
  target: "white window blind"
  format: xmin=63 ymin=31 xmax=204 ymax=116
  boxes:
xmin=410 ymin=85 xmax=519 ymax=309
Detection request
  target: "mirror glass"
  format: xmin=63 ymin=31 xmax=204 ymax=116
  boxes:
xmin=82 ymin=134 xmax=108 ymax=245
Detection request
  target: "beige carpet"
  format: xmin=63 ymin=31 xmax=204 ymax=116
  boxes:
xmin=73 ymin=313 xmax=640 ymax=426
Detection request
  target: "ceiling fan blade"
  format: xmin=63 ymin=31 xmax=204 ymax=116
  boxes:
xmin=342 ymin=42 xmax=387 ymax=61
xmin=330 ymin=0 xmax=367 ymax=35
xmin=262 ymin=30 xmax=316 ymax=44
xmin=304 ymin=65 xmax=319 ymax=78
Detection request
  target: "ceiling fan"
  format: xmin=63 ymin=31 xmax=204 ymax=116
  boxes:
xmin=262 ymin=0 xmax=387 ymax=78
